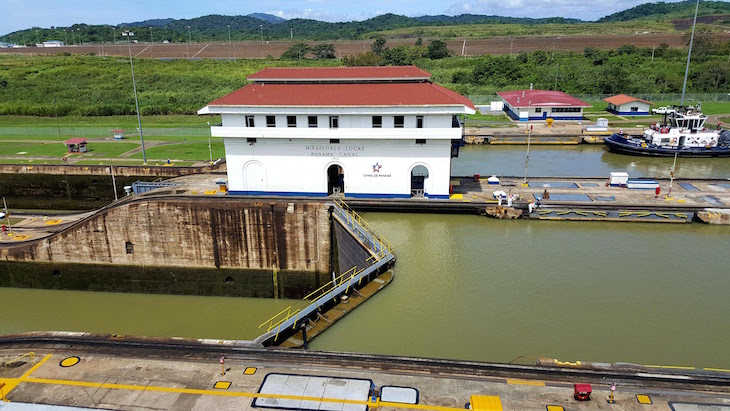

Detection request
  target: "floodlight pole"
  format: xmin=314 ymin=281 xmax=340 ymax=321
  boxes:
xmin=523 ymin=125 xmax=533 ymax=185
xmin=123 ymin=31 xmax=147 ymax=164
xmin=680 ymin=0 xmax=700 ymax=106
xmin=228 ymin=25 xmax=231 ymax=45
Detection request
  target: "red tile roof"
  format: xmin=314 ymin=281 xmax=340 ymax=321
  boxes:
xmin=65 ymin=138 xmax=87 ymax=145
xmin=603 ymin=94 xmax=653 ymax=106
xmin=206 ymin=82 xmax=476 ymax=110
xmin=247 ymin=66 xmax=432 ymax=82
xmin=497 ymin=90 xmax=590 ymax=108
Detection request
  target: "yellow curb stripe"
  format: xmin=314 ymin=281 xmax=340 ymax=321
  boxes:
xmin=506 ymin=379 xmax=545 ymax=387
xmin=704 ymin=368 xmax=730 ymax=373
xmin=24 ymin=376 xmax=466 ymax=411
xmin=20 ymin=354 xmax=52 ymax=379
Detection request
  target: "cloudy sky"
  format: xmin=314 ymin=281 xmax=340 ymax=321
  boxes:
xmin=0 ymin=0 xmax=694 ymax=35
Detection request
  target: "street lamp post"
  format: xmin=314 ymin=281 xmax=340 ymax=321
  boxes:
xmin=64 ymin=30 xmax=68 ymax=45
xmin=122 ymin=31 xmax=147 ymax=164
xmin=113 ymin=27 xmax=116 ymax=44
xmin=187 ymin=26 xmax=191 ymax=59
xmin=227 ymin=24 xmax=231 ymax=45
xmin=260 ymin=25 xmax=263 ymax=44
xmin=149 ymin=27 xmax=153 ymax=43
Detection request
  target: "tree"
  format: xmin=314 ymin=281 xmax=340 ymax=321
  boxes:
xmin=312 ymin=43 xmax=336 ymax=59
xmin=281 ymin=43 xmax=311 ymax=60
xmin=371 ymin=36 xmax=386 ymax=55
xmin=0 ymin=76 xmax=7 ymax=88
xmin=342 ymin=51 xmax=384 ymax=66
xmin=427 ymin=40 xmax=450 ymax=59
xmin=415 ymin=37 xmax=423 ymax=46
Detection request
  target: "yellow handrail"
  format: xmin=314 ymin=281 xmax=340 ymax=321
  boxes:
xmin=3 ymin=352 xmax=35 ymax=373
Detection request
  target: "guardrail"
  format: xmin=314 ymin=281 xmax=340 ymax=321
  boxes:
xmin=3 ymin=351 xmax=34 ymax=373
xmin=256 ymin=200 xmax=395 ymax=344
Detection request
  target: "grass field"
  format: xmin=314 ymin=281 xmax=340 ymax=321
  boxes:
xmin=368 ymin=20 xmax=677 ymax=39
xmin=129 ymin=141 xmax=225 ymax=161
xmin=0 ymin=142 xmax=69 ymax=157
xmin=0 ymin=115 xmax=218 ymax=128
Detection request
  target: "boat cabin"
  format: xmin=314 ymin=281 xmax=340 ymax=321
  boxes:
xmin=644 ymin=106 xmax=718 ymax=148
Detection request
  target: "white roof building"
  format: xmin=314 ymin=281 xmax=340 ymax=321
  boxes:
xmin=199 ymin=66 xmax=476 ymax=199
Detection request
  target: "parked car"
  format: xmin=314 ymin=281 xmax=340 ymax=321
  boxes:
xmin=652 ymin=106 xmax=677 ymax=115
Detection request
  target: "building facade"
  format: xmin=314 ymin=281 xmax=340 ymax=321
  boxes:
xmin=603 ymin=94 xmax=653 ymax=116
xmin=498 ymin=90 xmax=590 ymax=121
xmin=199 ymin=66 xmax=475 ymax=199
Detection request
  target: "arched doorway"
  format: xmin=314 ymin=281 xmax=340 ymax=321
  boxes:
xmin=244 ymin=161 xmax=267 ymax=192
xmin=411 ymin=165 xmax=429 ymax=198
xmin=327 ymin=164 xmax=344 ymax=196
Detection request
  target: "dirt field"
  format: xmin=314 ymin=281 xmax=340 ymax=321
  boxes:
xmin=2 ymin=33 xmax=729 ymax=59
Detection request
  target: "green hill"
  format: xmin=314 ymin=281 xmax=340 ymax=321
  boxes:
xmin=598 ymin=0 xmax=730 ymax=22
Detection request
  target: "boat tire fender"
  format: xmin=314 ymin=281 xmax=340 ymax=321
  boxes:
xmin=641 ymin=142 xmax=647 ymax=148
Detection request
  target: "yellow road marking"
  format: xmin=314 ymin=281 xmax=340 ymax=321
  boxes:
xmin=22 ymin=376 xmax=467 ymax=411
xmin=44 ymin=219 xmax=63 ymax=226
xmin=449 ymin=194 xmax=463 ymax=200
xmin=636 ymin=394 xmax=652 ymax=404
xmin=244 ymin=367 xmax=257 ymax=375
xmin=20 ymin=354 xmax=52 ymax=379
xmin=507 ymin=379 xmax=545 ymax=387
xmin=705 ymin=367 xmax=730 ymax=373
xmin=213 ymin=381 xmax=231 ymax=390
xmin=59 ymin=357 xmax=80 ymax=367
xmin=546 ymin=406 xmax=564 ymax=411
xmin=644 ymin=365 xmax=662 ymax=368
xmin=661 ymin=365 xmax=695 ymax=370
xmin=0 ymin=354 xmax=53 ymax=398
xmin=204 ymin=189 xmax=218 ymax=195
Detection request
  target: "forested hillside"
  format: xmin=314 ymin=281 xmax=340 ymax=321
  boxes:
xmin=598 ymin=0 xmax=730 ymax=22
xmin=1 ymin=39 xmax=728 ymax=117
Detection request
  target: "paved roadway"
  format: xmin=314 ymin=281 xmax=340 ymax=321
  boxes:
xmin=1 ymin=345 xmax=730 ymax=411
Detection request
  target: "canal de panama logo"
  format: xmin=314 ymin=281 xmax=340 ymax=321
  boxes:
xmin=364 ymin=162 xmax=391 ymax=178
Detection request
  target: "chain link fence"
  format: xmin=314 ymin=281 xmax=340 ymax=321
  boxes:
xmin=0 ymin=126 xmax=211 ymax=137
xmin=468 ymin=93 xmax=730 ymax=105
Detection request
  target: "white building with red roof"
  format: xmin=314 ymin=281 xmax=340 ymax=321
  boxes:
xmin=198 ymin=66 xmax=476 ymax=199
xmin=497 ymin=89 xmax=590 ymax=122
xmin=603 ymin=94 xmax=653 ymax=116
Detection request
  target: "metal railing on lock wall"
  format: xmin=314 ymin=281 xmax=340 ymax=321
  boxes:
xmin=257 ymin=200 xmax=395 ymax=341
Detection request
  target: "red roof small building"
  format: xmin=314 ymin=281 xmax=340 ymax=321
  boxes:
xmin=497 ymin=90 xmax=590 ymax=122
xmin=111 ymin=129 xmax=126 ymax=140
xmin=603 ymin=94 xmax=653 ymax=116
xmin=65 ymin=138 xmax=88 ymax=153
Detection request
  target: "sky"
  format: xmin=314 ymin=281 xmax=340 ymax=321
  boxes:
xmin=0 ymin=0 xmax=700 ymax=36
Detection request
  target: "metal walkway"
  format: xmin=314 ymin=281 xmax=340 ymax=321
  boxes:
xmin=255 ymin=200 xmax=396 ymax=345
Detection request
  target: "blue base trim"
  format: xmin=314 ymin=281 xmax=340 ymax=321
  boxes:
xmin=229 ymin=190 xmax=328 ymax=197
xmin=606 ymin=108 xmax=649 ymax=116
xmin=504 ymin=107 xmax=583 ymax=121
xmin=228 ymin=190 xmax=449 ymax=199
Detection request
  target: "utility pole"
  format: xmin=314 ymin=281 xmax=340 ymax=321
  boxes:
xmin=523 ymin=125 xmax=533 ymax=186
xmin=149 ymin=27 xmax=153 ymax=43
xmin=2 ymin=197 xmax=12 ymax=234
xmin=111 ymin=163 xmax=118 ymax=201
xmin=651 ymin=45 xmax=655 ymax=61
xmin=260 ymin=25 xmax=263 ymax=44
xmin=187 ymin=26 xmax=191 ymax=59
xmin=228 ymin=24 xmax=231 ymax=45
xmin=667 ymin=152 xmax=678 ymax=199
xmin=290 ymin=27 xmax=293 ymax=40
xmin=681 ymin=0 xmax=700 ymax=106
xmin=113 ymin=27 xmax=116 ymax=44
xmin=122 ymin=31 xmax=147 ymax=164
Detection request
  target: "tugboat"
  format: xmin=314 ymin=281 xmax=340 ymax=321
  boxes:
xmin=604 ymin=104 xmax=730 ymax=157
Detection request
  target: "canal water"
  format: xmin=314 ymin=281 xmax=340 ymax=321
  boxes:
xmin=2 ymin=213 xmax=729 ymax=368
xmin=453 ymin=144 xmax=730 ymax=179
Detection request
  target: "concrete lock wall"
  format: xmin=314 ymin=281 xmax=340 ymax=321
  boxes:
xmin=0 ymin=198 xmax=331 ymax=298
